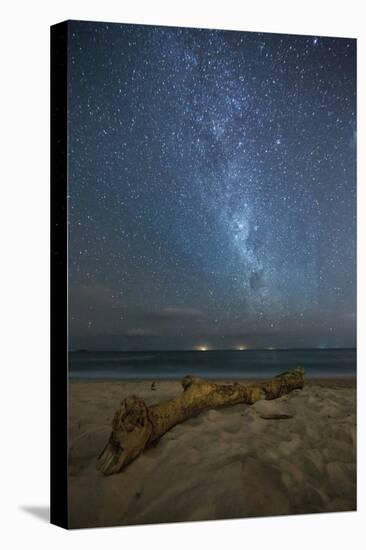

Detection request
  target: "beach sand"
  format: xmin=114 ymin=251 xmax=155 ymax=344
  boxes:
xmin=68 ymin=378 xmax=356 ymax=528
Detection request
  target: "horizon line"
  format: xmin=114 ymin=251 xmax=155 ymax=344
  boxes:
xmin=70 ymin=346 xmax=357 ymax=353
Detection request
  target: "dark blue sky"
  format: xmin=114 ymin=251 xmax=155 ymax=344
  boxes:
xmin=68 ymin=21 xmax=356 ymax=350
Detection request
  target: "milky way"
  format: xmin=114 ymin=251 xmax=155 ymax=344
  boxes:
xmin=68 ymin=21 xmax=356 ymax=350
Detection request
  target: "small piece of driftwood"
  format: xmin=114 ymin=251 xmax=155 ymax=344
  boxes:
xmin=97 ymin=367 xmax=304 ymax=475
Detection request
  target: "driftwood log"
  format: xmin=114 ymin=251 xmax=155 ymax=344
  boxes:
xmin=97 ymin=367 xmax=304 ymax=475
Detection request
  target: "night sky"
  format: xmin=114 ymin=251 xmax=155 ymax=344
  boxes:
xmin=68 ymin=21 xmax=356 ymax=351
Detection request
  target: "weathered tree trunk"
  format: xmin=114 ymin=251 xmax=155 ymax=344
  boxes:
xmin=97 ymin=367 xmax=304 ymax=475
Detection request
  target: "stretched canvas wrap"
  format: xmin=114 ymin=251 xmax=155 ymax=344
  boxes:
xmin=51 ymin=20 xmax=357 ymax=529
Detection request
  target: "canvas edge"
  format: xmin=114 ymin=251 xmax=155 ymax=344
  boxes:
xmin=50 ymin=20 xmax=69 ymax=529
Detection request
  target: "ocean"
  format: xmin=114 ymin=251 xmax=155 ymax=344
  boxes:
xmin=68 ymin=348 xmax=356 ymax=380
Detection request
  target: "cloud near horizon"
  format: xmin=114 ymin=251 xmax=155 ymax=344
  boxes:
xmin=141 ymin=307 xmax=206 ymax=322
xmin=125 ymin=328 xmax=160 ymax=337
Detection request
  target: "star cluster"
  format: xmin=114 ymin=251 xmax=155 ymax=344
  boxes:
xmin=68 ymin=21 xmax=356 ymax=350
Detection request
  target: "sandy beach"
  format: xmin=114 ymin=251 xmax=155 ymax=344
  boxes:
xmin=68 ymin=378 xmax=356 ymax=528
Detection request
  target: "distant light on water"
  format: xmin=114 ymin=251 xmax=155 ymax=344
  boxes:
xmin=237 ymin=346 xmax=247 ymax=351
xmin=196 ymin=345 xmax=208 ymax=351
